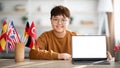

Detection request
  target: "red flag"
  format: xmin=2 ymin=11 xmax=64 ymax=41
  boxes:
xmin=28 ymin=22 xmax=36 ymax=39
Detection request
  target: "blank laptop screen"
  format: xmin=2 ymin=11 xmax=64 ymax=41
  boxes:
xmin=72 ymin=36 xmax=107 ymax=58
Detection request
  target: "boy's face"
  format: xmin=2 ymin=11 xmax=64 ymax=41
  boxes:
xmin=51 ymin=15 xmax=70 ymax=33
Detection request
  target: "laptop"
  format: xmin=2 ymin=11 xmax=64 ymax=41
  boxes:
xmin=72 ymin=35 xmax=110 ymax=65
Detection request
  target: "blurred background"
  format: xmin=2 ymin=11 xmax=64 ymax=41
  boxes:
xmin=1 ymin=0 xmax=120 ymax=57
xmin=0 ymin=0 xmax=99 ymax=36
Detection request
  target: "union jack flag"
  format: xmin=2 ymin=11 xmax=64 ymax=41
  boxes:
xmin=7 ymin=37 xmax=15 ymax=51
xmin=7 ymin=21 xmax=20 ymax=50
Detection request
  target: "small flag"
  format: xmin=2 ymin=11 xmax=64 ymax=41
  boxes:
xmin=28 ymin=22 xmax=36 ymax=39
xmin=0 ymin=20 xmax=8 ymax=51
xmin=25 ymin=36 xmax=35 ymax=49
xmin=7 ymin=21 xmax=20 ymax=50
xmin=7 ymin=21 xmax=20 ymax=43
xmin=25 ymin=21 xmax=37 ymax=50
xmin=1 ymin=20 xmax=8 ymax=34
xmin=0 ymin=33 xmax=7 ymax=50
xmin=24 ymin=21 xmax=30 ymax=38
xmin=7 ymin=37 xmax=15 ymax=51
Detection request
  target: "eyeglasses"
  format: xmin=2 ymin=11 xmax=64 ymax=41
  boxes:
xmin=52 ymin=18 xmax=68 ymax=24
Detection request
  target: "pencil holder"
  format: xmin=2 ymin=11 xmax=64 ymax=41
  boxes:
xmin=15 ymin=42 xmax=24 ymax=62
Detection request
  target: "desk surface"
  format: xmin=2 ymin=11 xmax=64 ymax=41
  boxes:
xmin=0 ymin=59 xmax=120 ymax=68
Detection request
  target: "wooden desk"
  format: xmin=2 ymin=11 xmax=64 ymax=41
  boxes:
xmin=0 ymin=59 xmax=120 ymax=68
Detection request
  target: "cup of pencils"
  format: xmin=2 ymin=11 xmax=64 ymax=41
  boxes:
xmin=15 ymin=42 xmax=24 ymax=62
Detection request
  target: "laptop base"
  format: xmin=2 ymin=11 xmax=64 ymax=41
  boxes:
xmin=72 ymin=60 xmax=110 ymax=65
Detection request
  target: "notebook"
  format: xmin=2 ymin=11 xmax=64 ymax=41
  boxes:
xmin=72 ymin=35 xmax=110 ymax=65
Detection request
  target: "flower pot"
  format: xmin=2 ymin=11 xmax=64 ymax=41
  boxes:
xmin=115 ymin=50 xmax=118 ymax=62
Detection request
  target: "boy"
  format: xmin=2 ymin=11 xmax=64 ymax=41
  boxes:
xmin=29 ymin=5 xmax=76 ymax=60
xmin=29 ymin=5 xmax=112 ymax=60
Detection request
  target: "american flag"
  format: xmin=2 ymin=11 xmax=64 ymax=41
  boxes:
xmin=7 ymin=21 xmax=20 ymax=50
xmin=7 ymin=37 xmax=14 ymax=51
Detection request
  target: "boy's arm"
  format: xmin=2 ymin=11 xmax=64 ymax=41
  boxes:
xmin=29 ymin=49 xmax=58 ymax=60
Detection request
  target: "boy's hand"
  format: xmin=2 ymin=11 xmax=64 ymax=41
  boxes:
xmin=107 ymin=51 xmax=112 ymax=61
xmin=58 ymin=53 xmax=71 ymax=60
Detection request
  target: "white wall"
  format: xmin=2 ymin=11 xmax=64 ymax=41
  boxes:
xmin=28 ymin=0 xmax=98 ymax=26
xmin=0 ymin=0 xmax=99 ymax=36
xmin=114 ymin=0 xmax=120 ymax=44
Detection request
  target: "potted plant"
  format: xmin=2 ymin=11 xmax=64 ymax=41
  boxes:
xmin=114 ymin=44 xmax=120 ymax=62
xmin=22 ymin=16 xmax=28 ymax=24
xmin=70 ymin=16 xmax=73 ymax=24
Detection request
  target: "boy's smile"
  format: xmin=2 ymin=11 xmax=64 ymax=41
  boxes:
xmin=51 ymin=15 xmax=69 ymax=33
